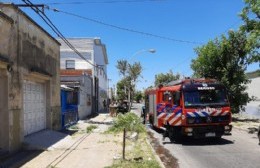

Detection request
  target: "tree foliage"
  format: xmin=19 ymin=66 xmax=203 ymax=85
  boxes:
xmin=116 ymin=60 xmax=143 ymax=108
xmin=128 ymin=62 xmax=142 ymax=83
xmin=154 ymin=70 xmax=180 ymax=86
xmin=191 ymin=0 xmax=259 ymax=113
xmin=134 ymin=90 xmax=144 ymax=103
xmin=191 ymin=31 xmax=253 ymax=113
xmin=116 ymin=78 xmax=130 ymax=101
xmin=107 ymin=112 xmax=146 ymax=133
xmin=240 ymin=0 xmax=260 ymax=63
xmin=116 ymin=60 xmax=128 ymax=77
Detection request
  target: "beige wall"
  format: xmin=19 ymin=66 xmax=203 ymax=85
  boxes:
xmin=0 ymin=70 xmax=9 ymax=150
xmin=0 ymin=4 xmax=61 ymax=152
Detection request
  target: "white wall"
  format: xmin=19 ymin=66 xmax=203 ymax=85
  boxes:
xmin=247 ymin=77 xmax=260 ymax=100
xmin=78 ymin=75 xmax=93 ymax=119
xmin=60 ymin=52 xmax=93 ymax=70
xmin=244 ymin=77 xmax=260 ymax=119
xmin=94 ymin=44 xmax=108 ymax=111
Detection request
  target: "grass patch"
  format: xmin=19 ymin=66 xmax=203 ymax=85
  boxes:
xmin=86 ymin=125 xmax=98 ymax=133
xmin=68 ymin=124 xmax=79 ymax=130
xmin=98 ymin=140 xmax=110 ymax=143
xmin=106 ymin=159 xmax=160 ymax=168
xmin=106 ymin=113 xmax=161 ymax=168
xmin=232 ymin=122 xmax=243 ymax=126
xmin=106 ymin=134 xmax=161 ymax=168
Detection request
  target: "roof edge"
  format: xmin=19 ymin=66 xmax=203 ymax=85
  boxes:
xmin=0 ymin=3 xmax=60 ymax=46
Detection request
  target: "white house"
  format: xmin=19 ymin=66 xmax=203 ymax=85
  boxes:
xmin=58 ymin=38 xmax=108 ymax=114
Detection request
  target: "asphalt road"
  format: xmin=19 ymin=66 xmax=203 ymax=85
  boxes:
xmin=132 ymin=103 xmax=260 ymax=168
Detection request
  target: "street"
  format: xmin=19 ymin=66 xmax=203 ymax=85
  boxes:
xmin=132 ymin=103 xmax=260 ymax=168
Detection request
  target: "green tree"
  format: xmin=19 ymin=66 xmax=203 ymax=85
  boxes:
xmin=116 ymin=60 xmax=128 ymax=77
xmin=191 ymin=31 xmax=255 ymax=113
xmin=191 ymin=0 xmax=259 ymax=113
xmin=134 ymin=91 xmax=144 ymax=103
xmin=154 ymin=70 xmax=180 ymax=86
xmin=128 ymin=62 xmax=142 ymax=84
xmin=240 ymin=0 xmax=260 ymax=63
xmin=116 ymin=78 xmax=129 ymax=101
xmin=116 ymin=60 xmax=143 ymax=110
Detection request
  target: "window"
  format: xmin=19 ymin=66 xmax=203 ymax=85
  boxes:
xmin=163 ymin=91 xmax=173 ymax=104
xmin=184 ymin=89 xmax=228 ymax=107
xmin=66 ymin=60 xmax=75 ymax=69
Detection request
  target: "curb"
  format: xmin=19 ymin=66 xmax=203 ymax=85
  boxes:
xmin=233 ymin=125 xmax=259 ymax=134
xmin=146 ymin=138 xmax=166 ymax=168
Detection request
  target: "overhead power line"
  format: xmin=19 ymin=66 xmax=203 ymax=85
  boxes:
xmin=45 ymin=7 xmax=203 ymax=45
xmin=21 ymin=0 xmax=102 ymax=69
xmin=45 ymin=0 xmax=167 ymax=5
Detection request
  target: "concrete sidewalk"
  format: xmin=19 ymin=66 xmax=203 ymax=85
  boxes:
xmin=1 ymin=114 xmax=123 ymax=168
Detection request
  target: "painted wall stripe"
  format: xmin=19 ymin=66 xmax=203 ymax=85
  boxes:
xmin=174 ymin=120 xmax=182 ymax=126
xmin=212 ymin=111 xmax=222 ymax=116
xmin=157 ymin=113 xmax=166 ymax=119
xmin=169 ymin=113 xmax=181 ymax=125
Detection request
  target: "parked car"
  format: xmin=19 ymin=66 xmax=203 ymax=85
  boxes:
xmin=117 ymin=100 xmax=129 ymax=114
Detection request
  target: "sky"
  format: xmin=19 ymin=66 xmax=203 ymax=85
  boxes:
xmin=1 ymin=0 xmax=259 ymax=90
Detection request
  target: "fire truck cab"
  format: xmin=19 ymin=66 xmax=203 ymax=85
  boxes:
xmin=145 ymin=78 xmax=232 ymax=141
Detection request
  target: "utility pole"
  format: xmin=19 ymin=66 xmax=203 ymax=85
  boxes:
xmin=15 ymin=4 xmax=46 ymax=13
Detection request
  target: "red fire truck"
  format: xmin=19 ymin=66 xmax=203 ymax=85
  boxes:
xmin=145 ymin=78 xmax=232 ymax=141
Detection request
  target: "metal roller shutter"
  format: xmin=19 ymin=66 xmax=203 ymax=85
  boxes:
xmin=23 ymin=80 xmax=46 ymax=136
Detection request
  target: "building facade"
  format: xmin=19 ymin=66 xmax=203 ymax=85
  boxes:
xmin=244 ymin=72 xmax=260 ymax=118
xmin=61 ymin=74 xmax=93 ymax=119
xmin=0 ymin=4 xmax=61 ymax=152
xmin=59 ymin=38 xmax=108 ymax=114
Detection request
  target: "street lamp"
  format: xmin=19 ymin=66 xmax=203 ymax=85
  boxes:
xmin=129 ymin=48 xmax=156 ymax=62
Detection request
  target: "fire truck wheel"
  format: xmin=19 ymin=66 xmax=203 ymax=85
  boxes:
xmin=169 ymin=127 xmax=182 ymax=143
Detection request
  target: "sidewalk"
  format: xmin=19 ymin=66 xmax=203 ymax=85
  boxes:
xmin=232 ymin=113 xmax=260 ymax=138
xmin=1 ymin=114 xmax=122 ymax=168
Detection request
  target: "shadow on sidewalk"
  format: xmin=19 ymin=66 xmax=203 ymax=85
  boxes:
xmin=23 ymin=130 xmax=70 ymax=150
xmin=0 ymin=129 xmax=76 ymax=168
xmin=0 ymin=150 xmax=43 ymax=168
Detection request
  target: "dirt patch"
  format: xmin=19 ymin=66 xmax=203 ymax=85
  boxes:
xmin=232 ymin=114 xmax=260 ymax=134
xmin=147 ymin=131 xmax=179 ymax=168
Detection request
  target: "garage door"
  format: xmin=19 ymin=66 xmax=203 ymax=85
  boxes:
xmin=23 ymin=80 xmax=46 ymax=136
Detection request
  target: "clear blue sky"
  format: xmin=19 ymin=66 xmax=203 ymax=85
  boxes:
xmin=2 ymin=0 xmax=258 ymax=90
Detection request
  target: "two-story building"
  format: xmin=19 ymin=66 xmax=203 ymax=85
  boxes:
xmin=58 ymin=38 xmax=108 ymax=115
xmin=0 ymin=4 xmax=61 ymax=153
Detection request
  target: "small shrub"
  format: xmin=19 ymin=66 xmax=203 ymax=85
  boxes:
xmin=107 ymin=113 xmax=146 ymax=133
xmin=69 ymin=125 xmax=79 ymax=130
xmin=86 ymin=125 xmax=98 ymax=133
